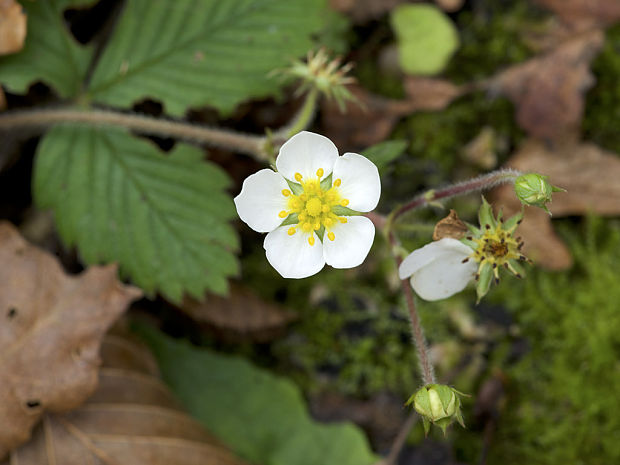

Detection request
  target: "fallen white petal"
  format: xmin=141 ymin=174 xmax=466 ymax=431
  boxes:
xmin=234 ymin=169 xmax=290 ymax=233
xmin=323 ymin=216 xmax=375 ymax=269
xmin=276 ymin=131 xmax=339 ymax=182
xmin=332 ymin=152 xmax=381 ymax=212
xmin=264 ymin=226 xmax=325 ymax=279
xmin=398 ymin=238 xmax=477 ymax=301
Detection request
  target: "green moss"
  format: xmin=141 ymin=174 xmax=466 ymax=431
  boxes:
xmin=445 ymin=0 xmax=535 ymax=82
xmin=486 ymin=217 xmax=620 ymax=464
xmin=583 ymin=24 xmax=620 ymax=153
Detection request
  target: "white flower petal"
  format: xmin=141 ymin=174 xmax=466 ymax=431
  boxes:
xmin=323 ymin=216 xmax=375 ymax=269
xmin=398 ymin=238 xmax=472 ymax=279
xmin=234 ymin=169 xmax=290 ymax=233
xmin=332 ymin=152 xmax=381 ymax=212
xmin=264 ymin=226 xmax=325 ymax=279
xmin=276 ymin=131 xmax=339 ymax=181
xmin=398 ymin=238 xmax=476 ymax=301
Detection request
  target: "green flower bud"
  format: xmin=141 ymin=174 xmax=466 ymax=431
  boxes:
xmin=514 ymin=173 xmax=565 ymax=215
xmin=406 ymin=384 xmax=466 ymax=435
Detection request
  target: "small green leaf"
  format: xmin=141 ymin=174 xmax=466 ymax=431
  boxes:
xmin=34 ymin=125 xmax=239 ymax=302
xmin=361 ymin=140 xmax=407 ymax=174
xmin=137 ymin=324 xmax=377 ymax=465
xmin=87 ymin=0 xmax=327 ymax=115
xmin=0 ymin=0 xmax=95 ymax=97
xmin=390 ymin=4 xmax=459 ymax=76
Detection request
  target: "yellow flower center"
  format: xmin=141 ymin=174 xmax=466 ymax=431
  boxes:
xmin=471 ymin=225 xmax=520 ymax=267
xmin=278 ymin=169 xmax=349 ymax=246
xmin=468 ymin=221 xmax=528 ymax=283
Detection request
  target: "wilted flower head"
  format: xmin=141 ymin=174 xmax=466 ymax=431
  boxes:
xmin=275 ymin=49 xmax=357 ymax=110
xmin=399 ymin=198 xmax=529 ymax=302
xmin=406 ymin=384 xmax=466 ymax=435
xmin=234 ymin=131 xmax=381 ymax=279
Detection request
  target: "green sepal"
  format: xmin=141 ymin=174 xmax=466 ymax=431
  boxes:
xmin=508 ymin=258 xmax=526 ymax=278
xmin=476 ymin=262 xmax=493 ymax=303
xmin=320 ymin=173 xmax=333 ymax=191
xmin=422 ymin=417 xmax=431 ymax=436
xmin=286 ymin=179 xmax=304 ymax=195
xmin=316 ymin=226 xmax=325 ymax=241
xmin=478 ymin=196 xmax=496 ymax=230
xmin=280 ymin=213 xmax=299 ymax=226
xmin=503 ymin=209 xmax=523 ymax=232
xmin=466 ymin=222 xmax=481 ymax=236
xmin=331 ymin=205 xmax=362 ymax=216
xmin=460 ymin=238 xmax=477 ymax=250
xmin=436 ymin=417 xmax=452 ymax=436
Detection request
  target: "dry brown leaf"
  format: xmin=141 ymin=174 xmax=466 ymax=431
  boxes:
xmin=181 ymin=285 xmax=296 ymax=342
xmin=0 ymin=0 xmax=26 ymax=55
xmin=535 ymin=0 xmax=620 ymax=29
xmin=328 ymin=0 xmax=407 ymax=23
xmin=321 ymin=81 xmax=462 ymax=148
xmin=491 ymin=139 xmax=620 ymax=269
xmin=4 ymin=334 xmax=249 ymax=465
xmin=433 ymin=209 xmax=468 ymax=241
xmin=0 ymin=88 xmax=6 ymax=111
xmin=0 ymin=222 xmax=142 ymax=458
xmin=487 ymin=29 xmax=603 ymax=141
xmin=461 ymin=126 xmax=500 ymax=169
xmin=434 ymin=0 xmax=464 ymax=13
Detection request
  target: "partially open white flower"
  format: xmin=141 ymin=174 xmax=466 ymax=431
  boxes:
xmin=398 ymin=238 xmax=477 ymax=301
xmin=234 ymin=131 xmax=381 ymax=279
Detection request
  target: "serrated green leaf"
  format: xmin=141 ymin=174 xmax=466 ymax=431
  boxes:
xmin=361 ymin=139 xmax=407 ymax=174
xmin=86 ymin=0 xmax=326 ymax=115
xmin=34 ymin=124 xmax=238 ymax=302
xmin=136 ymin=324 xmax=377 ymax=465
xmin=0 ymin=0 xmax=95 ymax=97
xmin=390 ymin=4 xmax=459 ymax=76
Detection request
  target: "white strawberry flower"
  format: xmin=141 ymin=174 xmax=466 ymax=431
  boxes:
xmin=398 ymin=238 xmax=477 ymax=301
xmin=234 ymin=131 xmax=381 ymax=279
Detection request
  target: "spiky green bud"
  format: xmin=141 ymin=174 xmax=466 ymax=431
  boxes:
xmin=406 ymin=384 xmax=466 ymax=435
xmin=514 ymin=173 xmax=565 ymax=215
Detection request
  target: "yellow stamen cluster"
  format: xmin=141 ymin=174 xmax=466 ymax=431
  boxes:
xmin=468 ymin=223 xmax=526 ymax=282
xmin=279 ymin=169 xmax=349 ymax=246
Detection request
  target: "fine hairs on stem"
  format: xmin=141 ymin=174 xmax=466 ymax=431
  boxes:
xmin=0 ymin=107 xmax=270 ymax=161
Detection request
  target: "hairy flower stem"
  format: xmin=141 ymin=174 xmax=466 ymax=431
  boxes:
xmin=389 ymin=229 xmax=436 ymax=386
xmin=391 ymin=169 xmax=522 ymax=224
xmin=0 ymin=107 xmax=270 ymax=161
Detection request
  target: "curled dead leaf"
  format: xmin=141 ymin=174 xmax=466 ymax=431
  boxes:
xmin=434 ymin=0 xmax=465 ymax=13
xmin=180 ymin=285 xmax=296 ymax=343
xmin=535 ymin=0 xmax=620 ymax=30
xmin=322 ymin=81 xmax=461 ymax=148
xmin=0 ymin=222 xmax=143 ymax=458
xmin=433 ymin=209 xmax=468 ymax=241
xmin=328 ymin=0 xmax=407 ymax=23
xmin=4 ymin=334 xmax=248 ymax=465
xmin=491 ymin=139 xmax=620 ymax=269
xmin=486 ymin=29 xmax=603 ymax=141
xmin=0 ymin=0 xmax=26 ymax=55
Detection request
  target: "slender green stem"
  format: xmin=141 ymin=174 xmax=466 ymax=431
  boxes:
xmin=277 ymin=88 xmax=319 ymax=140
xmin=0 ymin=107 xmax=270 ymax=161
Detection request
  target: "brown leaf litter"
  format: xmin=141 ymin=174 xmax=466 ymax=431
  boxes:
xmin=484 ymin=29 xmax=604 ymax=141
xmin=0 ymin=222 xmax=142 ymax=458
xmin=2 ymin=331 xmax=248 ymax=465
xmin=180 ymin=284 xmax=297 ymax=343
xmin=321 ymin=80 xmax=463 ymax=149
xmin=491 ymin=139 xmax=620 ymax=269
xmin=0 ymin=0 xmax=26 ymax=55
